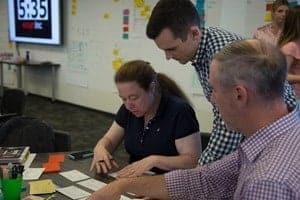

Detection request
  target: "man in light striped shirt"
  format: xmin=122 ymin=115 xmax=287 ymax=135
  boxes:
xmin=88 ymin=40 xmax=300 ymax=200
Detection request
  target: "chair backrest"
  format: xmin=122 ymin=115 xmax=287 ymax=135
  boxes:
xmin=0 ymin=116 xmax=55 ymax=153
xmin=53 ymin=129 xmax=72 ymax=152
xmin=1 ymin=89 xmax=26 ymax=115
xmin=0 ymin=113 xmax=18 ymax=127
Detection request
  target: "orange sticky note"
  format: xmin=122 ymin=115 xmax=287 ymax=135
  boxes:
xmin=123 ymin=26 xmax=129 ymax=32
xmin=48 ymin=154 xmax=65 ymax=163
xmin=43 ymin=162 xmax=61 ymax=173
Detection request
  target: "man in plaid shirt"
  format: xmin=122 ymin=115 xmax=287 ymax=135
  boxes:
xmin=146 ymin=0 xmax=296 ymax=165
xmin=88 ymin=39 xmax=300 ymax=200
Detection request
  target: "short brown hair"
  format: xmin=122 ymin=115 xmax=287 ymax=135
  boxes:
xmin=146 ymin=0 xmax=200 ymax=41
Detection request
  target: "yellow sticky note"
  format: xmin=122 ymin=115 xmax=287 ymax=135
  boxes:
xmin=134 ymin=0 xmax=144 ymax=7
xmin=103 ymin=12 xmax=110 ymax=19
xmin=29 ymin=179 xmax=56 ymax=195
xmin=7 ymin=42 xmax=13 ymax=48
xmin=145 ymin=13 xmax=150 ymax=20
xmin=264 ymin=11 xmax=272 ymax=22
xmin=112 ymin=57 xmax=123 ymax=71
xmin=144 ymin=5 xmax=151 ymax=12
xmin=140 ymin=9 xmax=147 ymax=17
xmin=112 ymin=48 xmax=119 ymax=56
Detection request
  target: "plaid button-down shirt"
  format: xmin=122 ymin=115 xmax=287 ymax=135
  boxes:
xmin=192 ymin=27 xmax=297 ymax=164
xmin=165 ymin=107 xmax=300 ymax=200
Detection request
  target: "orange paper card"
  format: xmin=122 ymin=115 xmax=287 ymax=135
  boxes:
xmin=48 ymin=154 xmax=65 ymax=163
xmin=43 ymin=162 xmax=61 ymax=173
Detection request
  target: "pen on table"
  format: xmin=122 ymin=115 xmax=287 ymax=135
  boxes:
xmin=98 ymin=158 xmax=114 ymax=163
xmin=7 ymin=162 xmax=13 ymax=178
xmin=17 ymin=165 xmax=24 ymax=178
xmin=0 ymin=166 xmax=3 ymax=179
xmin=11 ymin=164 xmax=18 ymax=179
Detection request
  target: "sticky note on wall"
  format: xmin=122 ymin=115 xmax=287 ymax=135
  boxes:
xmin=264 ymin=11 xmax=272 ymax=22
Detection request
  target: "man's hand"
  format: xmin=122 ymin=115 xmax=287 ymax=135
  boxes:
xmin=87 ymin=181 xmax=122 ymax=200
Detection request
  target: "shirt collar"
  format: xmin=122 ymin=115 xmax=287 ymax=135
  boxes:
xmin=192 ymin=27 xmax=207 ymax=65
xmin=240 ymin=106 xmax=300 ymax=162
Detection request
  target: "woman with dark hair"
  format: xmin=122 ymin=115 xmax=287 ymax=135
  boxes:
xmin=279 ymin=6 xmax=300 ymax=102
xmin=90 ymin=60 xmax=201 ymax=177
xmin=253 ymin=0 xmax=290 ymax=46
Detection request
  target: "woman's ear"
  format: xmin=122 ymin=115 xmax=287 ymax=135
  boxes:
xmin=150 ymin=81 xmax=156 ymax=94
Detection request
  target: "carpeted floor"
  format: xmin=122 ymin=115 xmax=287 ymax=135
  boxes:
xmin=23 ymin=94 xmax=129 ymax=167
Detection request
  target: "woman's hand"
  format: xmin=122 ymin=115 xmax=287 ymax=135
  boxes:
xmin=117 ymin=156 xmax=155 ymax=178
xmin=90 ymin=145 xmax=118 ymax=174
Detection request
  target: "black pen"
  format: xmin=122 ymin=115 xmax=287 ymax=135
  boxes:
xmin=98 ymin=158 xmax=114 ymax=163
xmin=17 ymin=165 xmax=24 ymax=178
xmin=11 ymin=165 xmax=18 ymax=179
xmin=0 ymin=166 xmax=3 ymax=179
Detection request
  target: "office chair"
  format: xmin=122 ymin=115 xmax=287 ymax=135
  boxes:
xmin=0 ymin=88 xmax=26 ymax=115
xmin=53 ymin=129 xmax=72 ymax=152
xmin=0 ymin=116 xmax=71 ymax=153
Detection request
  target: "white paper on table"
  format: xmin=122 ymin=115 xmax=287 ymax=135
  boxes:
xmin=120 ymin=195 xmax=144 ymax=200
xmin=23 ymin=168 xmax=45 ymax=180
xmin=77 ymin=178 xmax=107 ymax=191
xmin=24 ymin=153 xmax=37 ymax=170
xmin=108 ymin=172 xmax=117 ymax=178
xmin=57 ymin=186 xmax=91 ymax=199
xmin=59 ymin=170 xmax=90 ymax=182
xmin=120 ymin=195 xmax=131 ymax=200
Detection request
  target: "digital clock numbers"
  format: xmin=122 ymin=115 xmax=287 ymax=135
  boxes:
xmin=17 ymin=0 xmax=49 ymax=20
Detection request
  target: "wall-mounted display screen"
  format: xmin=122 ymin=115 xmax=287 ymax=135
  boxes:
xmin=8 ymin=0 xmax=62 ymax=45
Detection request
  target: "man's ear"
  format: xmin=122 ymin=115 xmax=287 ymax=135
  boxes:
xmin=234 ymin=85 xmax=248 ymax=106
xmin=190 ymin=26 xmax=201 ymax=40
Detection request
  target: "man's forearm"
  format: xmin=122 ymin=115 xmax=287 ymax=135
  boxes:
xmin=115 ymin=175 xmax=169 ymax=199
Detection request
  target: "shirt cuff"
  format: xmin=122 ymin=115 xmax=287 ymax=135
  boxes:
xmin=165 ymin=169 xmax=191 ymax=199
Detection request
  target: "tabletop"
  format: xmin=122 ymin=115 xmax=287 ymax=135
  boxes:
xmin=21 ymin=153 xmax=121 ymax=200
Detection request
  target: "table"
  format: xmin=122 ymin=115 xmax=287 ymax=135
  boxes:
xmin=0 ymin=60 xmax=60 ymax=102
xmin=20 ymin=153 xmax=127 ymax=199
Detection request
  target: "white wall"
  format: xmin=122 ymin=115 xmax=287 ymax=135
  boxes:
xmin=1 ymin=0 xmax=297 ymax=133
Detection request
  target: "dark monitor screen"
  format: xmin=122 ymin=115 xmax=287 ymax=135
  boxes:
xmin=7 ymin=0 xmax=62 ymax=45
